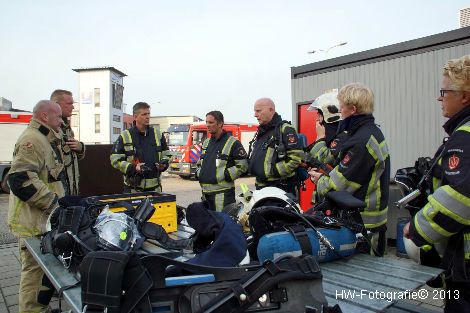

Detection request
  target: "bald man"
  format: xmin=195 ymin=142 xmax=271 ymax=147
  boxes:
xmin=248 ymin=98 xmax=303 ymax=196
xmin=8 ymin=100 xmax=66 ymax=313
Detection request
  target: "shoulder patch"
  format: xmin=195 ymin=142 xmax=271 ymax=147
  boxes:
xmin=20 ymin=142 xmax=34 ymax=155
xmin=341 ymin=151 xmax=353 ymax=167
xmin=238 ymin=146 xmax=247 ymax=157
xmin=448 ymin=154 xmax=460 ymax=170
xmin=286 ymin=133 xmax=297 ymax=144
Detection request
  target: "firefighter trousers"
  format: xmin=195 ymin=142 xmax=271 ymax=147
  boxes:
xmin=18 ymin=238 xmax=51 ymax=313
xmin=202 ymin=188 xmax=236 ymax=212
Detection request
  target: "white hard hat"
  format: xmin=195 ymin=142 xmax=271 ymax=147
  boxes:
xmin=308 ymin=89 xmax=341 ymax=123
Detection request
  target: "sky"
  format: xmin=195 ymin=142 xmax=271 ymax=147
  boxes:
xmin=1 ymin=0 xmax=469 ymax=123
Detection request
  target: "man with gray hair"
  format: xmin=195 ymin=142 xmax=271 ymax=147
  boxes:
xmin=248 ymin=98 xmax=303 ymax=196
xmin=8 ymin=100 xmax=65 ymax=313
xmin=50 ymin=89 xmax=85 ymax=195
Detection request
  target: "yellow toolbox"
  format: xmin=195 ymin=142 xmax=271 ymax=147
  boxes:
xmin=86 ymin=192 xmax=177 ymax=233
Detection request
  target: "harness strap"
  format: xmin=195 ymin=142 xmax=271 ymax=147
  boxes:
xmin=57 ymin=206 xmax=86 ymax=235
xmin=198 ymin=255 xmax=322 ymax=313
xmin=288 ymin=225 xmax=313 ymax=255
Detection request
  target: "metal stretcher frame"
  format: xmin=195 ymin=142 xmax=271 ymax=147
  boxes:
xmin=25 ymin=229 xmax=443 ymax=313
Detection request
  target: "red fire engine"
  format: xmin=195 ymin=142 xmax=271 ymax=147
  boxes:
xmin=167 ymin=122 xmax=258 ymax=178
xmin=0 ymin=111 xmax=33 ymax=192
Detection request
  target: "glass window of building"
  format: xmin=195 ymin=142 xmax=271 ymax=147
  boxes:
xmin=95 ymin=114 xmax=100 ymax=133
xmin=94 ymin=88 xmax=100 ymax=107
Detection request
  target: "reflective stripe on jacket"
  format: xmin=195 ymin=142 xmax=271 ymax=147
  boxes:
xmin=315 ymin=115 xmax=390 ymax=230
xmin=249 ymin=114 xmax=303 ymax=186
xmin=60 ymin=119 xmax=85 ymax=195
xmin=411 ymin=117 xmax=470 ymax=260
xmin=8 ymin=119 xmax=65 ymax=237
xmin=198 ymin=132 xmax=248 ymax=193
xmin=110 ymin=126 xmax=170 ymax=190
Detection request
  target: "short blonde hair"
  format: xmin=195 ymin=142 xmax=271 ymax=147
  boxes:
xmin=337 ymin=83 xmax=374 ymax=114
xmin=443 ymin=55 xmax=470 ymax=92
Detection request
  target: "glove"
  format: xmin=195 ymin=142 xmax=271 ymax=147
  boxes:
xmin=156 ymin=160 xmax=169 ymax=172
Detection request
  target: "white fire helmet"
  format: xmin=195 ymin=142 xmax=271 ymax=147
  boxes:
xmin=307 ymin=89 xmax=341 ymax=123
xmin=237 ymin=187 xmax=301 ymax=231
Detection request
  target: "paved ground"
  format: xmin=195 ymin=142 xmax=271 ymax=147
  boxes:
xmin=0 ymin=175 xmax=444 ymax=312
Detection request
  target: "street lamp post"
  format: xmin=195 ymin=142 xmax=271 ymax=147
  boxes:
xmin=308 ymin=41 xmax=348 ymax=59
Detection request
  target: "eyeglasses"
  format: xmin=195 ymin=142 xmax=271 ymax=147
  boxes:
xmin=439 ymin=89 xmax=459 ymax=97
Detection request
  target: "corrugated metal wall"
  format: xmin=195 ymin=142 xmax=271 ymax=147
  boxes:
xmin=292 ymin=42 xmax=470 ymax=174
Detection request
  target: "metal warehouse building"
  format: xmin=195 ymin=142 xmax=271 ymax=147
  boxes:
xmin=291 ymin=26 xmax=470 ymax=175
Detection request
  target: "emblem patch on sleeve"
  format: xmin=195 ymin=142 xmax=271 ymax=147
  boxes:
xmin=286 ymin=133 xmax=297 ymax=144
xmin=340 ymin=151 xmax=353 ymax=168
xmin=20 ymin=142 xmax=34 ymax=155
xmin=238 ymin=147 xmax=247 ymax=157
xmin=448 ymin=154 xmax=460 ymax=170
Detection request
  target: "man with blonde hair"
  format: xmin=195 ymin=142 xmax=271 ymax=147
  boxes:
xmin=8 ymin=100 xmax=65 ymax=313
xmin=309 ymin=83 xmax=390 ymax=256
xmin=50 ymin=89 xmax=85 ymax=195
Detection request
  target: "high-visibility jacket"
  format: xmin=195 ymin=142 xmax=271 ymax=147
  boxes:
xmin=197 ymin=131 xmax=248 ymax=193
xmin=60 ymin=118 xmax=85 ymax=195
xmin=248 ymin=113 xmax=303 ymax=187
xmin=308 ymin=124 xmax=347 ymax=169
xmin=8 ymin=119 xmax=65 ymax=237
xmin=410 ymin=106 xmax=470 ymax=263
xmin=110 ymin=126 xmax=170 ymax=190
xmin=315 ymin=114 xmax=390 ymax=230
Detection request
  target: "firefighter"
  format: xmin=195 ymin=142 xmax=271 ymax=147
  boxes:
xmin=110 ymin=102 xmax=171 ymax=193
xmin=308 ymin=83 xmax=390 ymax=256
xmin=248 ymin=98 xmax=303 ymax=196
xmin=197 ymin=111 xmax=248 ymax=211
xmin=306 ymin=90 xmax=344 ymax=204
xmin=8 ymin=100 xmax=65 ymax=313
xmin=50 ymin=89 xmax=85 ymax=195
xmin=307 ymin=89 xmax=343 ymax=166
xmin=404 ymin=55 xmax=470 ymax=312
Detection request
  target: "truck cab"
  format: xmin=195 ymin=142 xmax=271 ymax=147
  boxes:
xmin=1 ymin=111 xmax=33 ymax=192
xmin=168 ymin=122 xmax=257 ymax=178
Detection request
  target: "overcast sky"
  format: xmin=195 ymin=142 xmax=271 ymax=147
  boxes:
xmin=1 ymin=1 xmax=468 ymax=123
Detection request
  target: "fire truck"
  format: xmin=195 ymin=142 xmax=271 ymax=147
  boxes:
xmin=0 ymin=111 xmax=33 ymax=192
xmin=167 ymin=122 xmax=258 ymax=178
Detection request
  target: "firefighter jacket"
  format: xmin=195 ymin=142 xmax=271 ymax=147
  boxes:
xmin=409 ymin=105 xmax=470 ymax=264
xmin=110 ymin=125 xmax=170 ymax=190
xmin=309 ymin=121 xmax=345 ymax=167
xmin=8 ymin=119 xmax=65 ymax=237
xmin=248 ymin=113 xmax=303 ymax=186
xmin=315 ymin=114 xmax=390 ymax=230
xmin=197 ymin=131 xmax=248 ymax=193
xmin=60 ymin=118 xmax=85 ymax=195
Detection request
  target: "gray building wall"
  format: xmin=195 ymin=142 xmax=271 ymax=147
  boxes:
xmin=291 ymin=27 xmax=470 ymax=175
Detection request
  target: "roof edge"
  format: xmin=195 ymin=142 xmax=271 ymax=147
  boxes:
xmin=291 ymin=26 xmax=470 ymax=78
xmin=72 ymin=66 xmax=127 ymax=77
